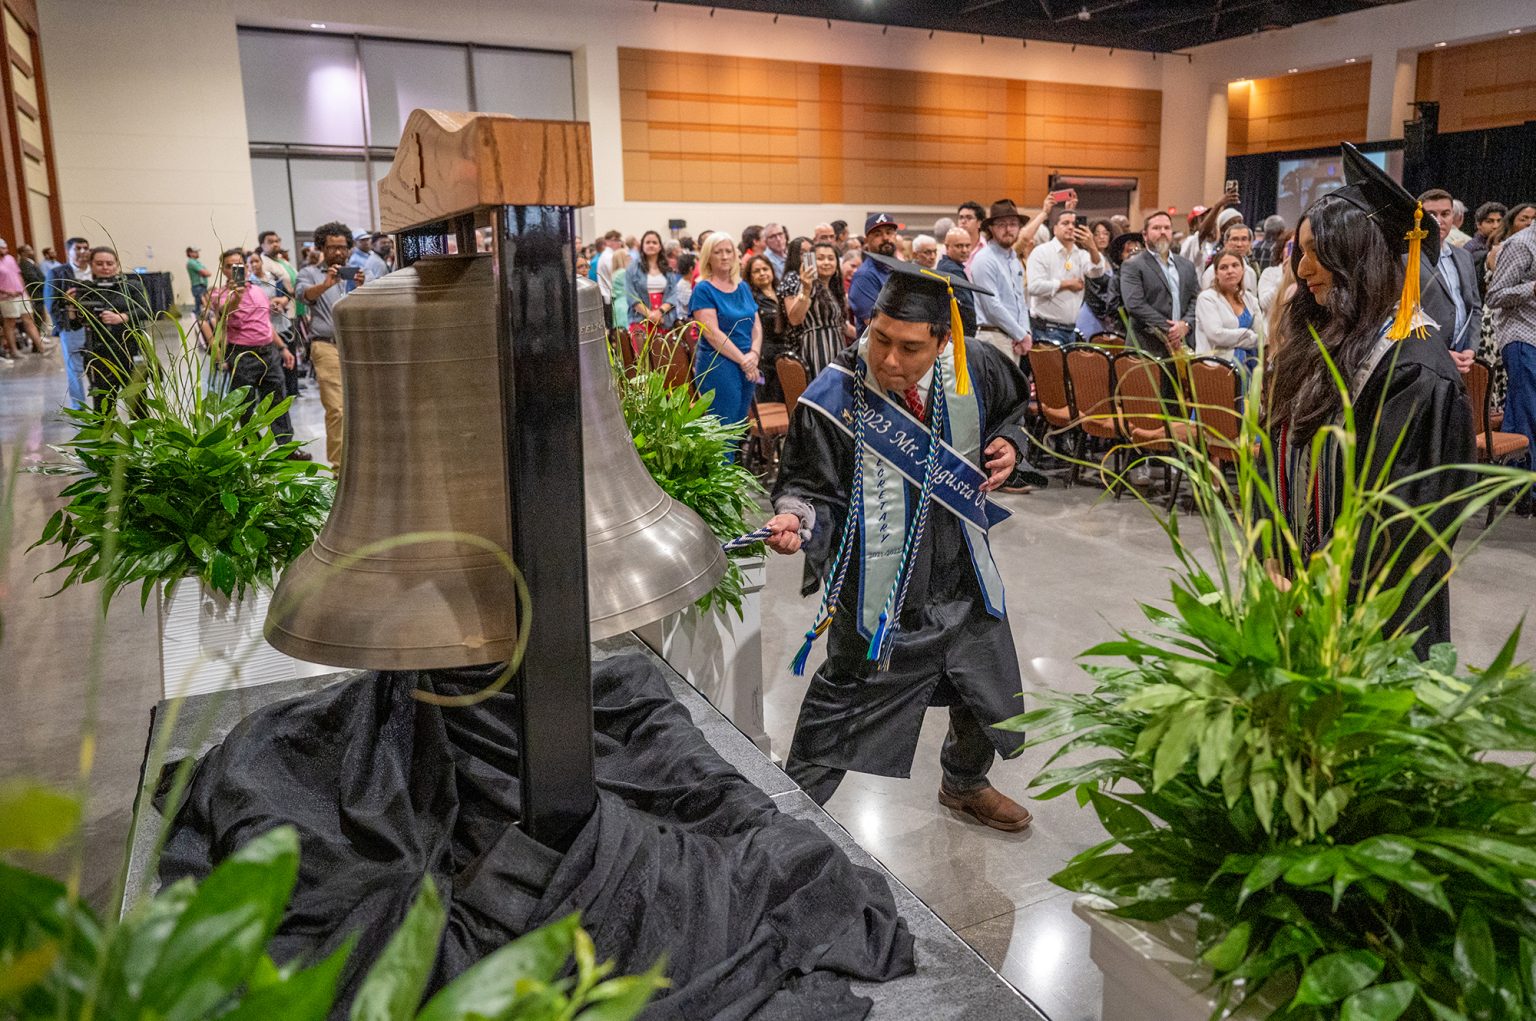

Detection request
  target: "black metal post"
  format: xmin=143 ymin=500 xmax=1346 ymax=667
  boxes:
xmin=493 ymin=204 xmax=597 ymax=849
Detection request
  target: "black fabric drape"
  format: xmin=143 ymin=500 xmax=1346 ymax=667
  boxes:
xmin=158 ymin=653 xmax=914 ymax=1021
xmin=1406 ymin=121 xmax=1536 ymax=211
xmin=1224 ymin=152 xmax=1281 ymax=227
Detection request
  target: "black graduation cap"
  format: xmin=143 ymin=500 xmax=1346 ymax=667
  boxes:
xmin=865 ymin=252 xmax=994 ymax=394
xmin=1331 ymin=142 xmax=1440 ymax=265
xmin=1330 ymin=141 xmax=1436 ymax=339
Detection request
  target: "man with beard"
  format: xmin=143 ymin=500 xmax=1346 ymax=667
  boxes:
xmin=848 ymin=213 xmax=902 ymax=333
xmin=1119 ymin=210 xmax=1199 ymax=354
xmin=968 ymin=200 xmax=1032 ymax=361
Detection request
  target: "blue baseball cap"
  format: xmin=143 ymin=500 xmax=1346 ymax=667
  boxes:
xmin=864 ymin=213 xmax=904 ymax=234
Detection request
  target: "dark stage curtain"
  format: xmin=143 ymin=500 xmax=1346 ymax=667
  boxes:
xmin=1408 ymin=121 xmax=1536 ymax=210
xmin=1224 ymin=152 xmax=1281 ymax=228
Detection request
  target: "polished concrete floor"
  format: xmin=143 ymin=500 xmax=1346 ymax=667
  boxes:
xmin=3 ymin=339 xmax=1533 ymax=1020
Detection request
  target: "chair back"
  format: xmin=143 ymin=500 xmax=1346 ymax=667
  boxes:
xmin=1187 ymin=357 xmax=1242 ymax=450
xmin=1112 ymin=352 xmax=1168 ymax=439
xmin=777 ymin=356 xmax=809 ymax=418
xmin=650 ymin=325 xmax=695 ymax=392
xmin=1064 ymin=344 xmax=1118 ymax=438
xmin=1027 ymin=340 xmax=1072 ymax=428
xmin=1464 ymin=360 xmax=1491 ymax=434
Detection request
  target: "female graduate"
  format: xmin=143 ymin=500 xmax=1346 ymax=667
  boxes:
xmin=1265 ymin=143 xmax=1475 ymax=659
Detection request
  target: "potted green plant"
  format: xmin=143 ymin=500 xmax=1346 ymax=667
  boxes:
xmin=30 ymin=317 xmax=333 ymax=698
xmin=615 ymin=325 xmax=774 ymax=755
xmin=1002 ymin=349 xmax=1536 ymax=1021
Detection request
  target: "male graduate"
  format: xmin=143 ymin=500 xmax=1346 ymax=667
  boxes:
xmin=764 ymin=253 xmax=1038 ymax=830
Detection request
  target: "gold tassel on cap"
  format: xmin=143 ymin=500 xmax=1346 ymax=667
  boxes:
xmin=918 ymin=268 xmax=972 ymax=395
xmin=1387 ymin=202 xmax=1430 ymax=341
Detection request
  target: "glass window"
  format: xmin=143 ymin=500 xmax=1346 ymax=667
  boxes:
xmin=472 ymin=49 xmax=575 ymax=120
xmin=288 ymin=159 xmax=373 ymax=241
xmin=361 ymin=39 xmax=471 ymax=148
xmin=250 ymin=158 xmax=296 ymax=255
xmin=237 ymin=31 xmax=366 ymax=147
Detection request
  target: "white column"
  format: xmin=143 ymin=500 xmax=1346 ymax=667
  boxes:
xmin=1202 ymin=83 xmax=1230 ymax=201
xmin=574 ymin=41 xmax=624 ymax=238
xmin=1367 ymin=48 xmax=1418 ymax=141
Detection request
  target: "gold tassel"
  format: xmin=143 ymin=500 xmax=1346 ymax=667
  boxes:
xmin=919 ymin=268 xmax=971 ymax=395
xmin=1387 ymin=202 xmax=1430 ymax=341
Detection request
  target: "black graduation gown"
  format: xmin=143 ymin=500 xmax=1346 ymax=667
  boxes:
xmin=771 ymin=342 xmax=1032 ymax=778
xmin=1276 ymin=336 xmax=1475 ymax=659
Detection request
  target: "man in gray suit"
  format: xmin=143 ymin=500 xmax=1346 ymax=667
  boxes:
xmin=1118 ymin=210 xmax=1200 ymax=354
xmin=1419 ymin=189 xmax=1481 ymax=366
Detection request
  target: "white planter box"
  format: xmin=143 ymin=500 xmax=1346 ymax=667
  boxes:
xmin=156 ymin=580 xmax=331 ymax=699
xmin=635 ymin=555 xmax=771 ymax=758
xmin=1074 ymin=896 xmax=1288 ymax=1021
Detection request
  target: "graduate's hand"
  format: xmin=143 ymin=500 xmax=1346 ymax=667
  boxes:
xmin=980 ymin=438 xmax=1016 ymax=493
xmin=1012 ymin=335 xmax=1033 ymax=355
xmin=1450 ymin=348 xmax=1474 ymax=374
xmin=765 ymin=513 xmax=803 ymax=555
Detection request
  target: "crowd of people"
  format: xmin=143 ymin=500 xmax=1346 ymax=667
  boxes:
xmin=576 ymin=176 xmax=1536 ymax=479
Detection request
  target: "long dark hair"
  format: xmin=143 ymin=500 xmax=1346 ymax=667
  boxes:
xmin=813 ymin=241 xmax=845 ymax=305
xmin=1265 ymin=196 xmax=1402 ymax=442
xmin=1495 ymin=203 xmax=1535 ymax=246
xmin=784 ymin=236 xmax=809 ymax=279
xmin=635 ymin=229 xmax=666 ymax=276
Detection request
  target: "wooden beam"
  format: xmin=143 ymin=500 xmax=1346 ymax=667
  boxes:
xmin=377 ymin=109 xmax=594 ymax=232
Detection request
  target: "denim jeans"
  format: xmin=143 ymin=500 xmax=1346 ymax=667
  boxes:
xmin=59 ymin=327 xmax=88 ymax=410
xmin=1030 ymin=317 xmax=1079 ymax=347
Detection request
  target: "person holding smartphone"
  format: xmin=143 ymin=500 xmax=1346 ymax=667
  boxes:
xmin=200 ymin=248 xmax=307 ymax=459
xmin=62 ymin=246 xmax=151 ymax=415
xmin=297 ymin=221 xmax=362 ymax=470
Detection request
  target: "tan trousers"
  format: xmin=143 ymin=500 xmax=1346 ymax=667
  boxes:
xmin=309 ymin=339 xmax=344 ymax=470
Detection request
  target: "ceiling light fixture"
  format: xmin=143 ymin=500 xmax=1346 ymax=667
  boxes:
xmin=1434 ymin=40 xmax=1447 ymax=47
xmin=1344 ymin=57 xmax=1356 ymax=63
xmin=1509 ymin=28 xmax=1523 ymax=35
xmin=1287 ymin=67 xmax=1299 ymax=73
xmin=310 ymin=21 xmax=326 ymax=28
xmin=1077 ymin=5 xmax=1091 ymax=20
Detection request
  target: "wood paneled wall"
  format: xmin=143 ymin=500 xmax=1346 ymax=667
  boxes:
xmin=618 ymin=48 xmax=1162 ymax=207
xmin=1226 ymin=64 xmax=1371 ymax=156
xmin=0 ymin=0 xmax=61 ymax=253
xmin=1416 ymin=34 xmax=1536 ymax=134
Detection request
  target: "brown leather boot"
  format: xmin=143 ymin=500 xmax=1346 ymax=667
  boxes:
xmin=939 ymin=784 xmax=1033 ymax=832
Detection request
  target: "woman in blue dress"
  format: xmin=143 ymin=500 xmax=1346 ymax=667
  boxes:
xmin=689 ymin=233 xmax=762 ymax=461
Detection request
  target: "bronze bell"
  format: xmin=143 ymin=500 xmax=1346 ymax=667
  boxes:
xmin=265 ymin=257 xmax=724 ymax=669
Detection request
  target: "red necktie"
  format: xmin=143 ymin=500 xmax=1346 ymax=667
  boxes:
xmin=903 ymin=386 xmax=925 ymax=421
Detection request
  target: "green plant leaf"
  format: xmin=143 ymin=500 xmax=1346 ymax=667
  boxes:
xmin=220 ymin=490 xmax=239 ymax=516
xmin=415 ymin=913 xmax=580 ymax=1021
xmin=577 ymin=958 xmax=668 ymax=1020
xmin=349 ymin=876 xmax=446 ymax=1021
xmin=186 ymin=533 xmax=216 ymax=564
xmin=1452 ymin=904 xmax=1497 ymax=996
xmin=216 ymin=937 xmax=353 ymax=1021
xmin=1292 ymin=949 xmax=1383 ymax=1006
xmin=1201 ymin=921 xmax=1251 ymax=973
xmin=1340 ymin=981 xmax=1416 ymax=1021
xmin=0 ymin=782 xmax=80 ymax=853
xmin=138 ymin=826 xmax=301 ymax=1021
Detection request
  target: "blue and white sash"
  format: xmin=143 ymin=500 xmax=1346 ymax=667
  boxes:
xmin=798 ymin=339 xmax=1008 ymax=640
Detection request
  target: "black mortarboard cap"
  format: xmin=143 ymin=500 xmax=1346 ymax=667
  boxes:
xmin=1331 ymin=142 xmax=1440 ymax=265
xmin=866 ymin=252 xmax=993 ymax=394
xmin=1331 ymin=141 xmax=1437 ymax=339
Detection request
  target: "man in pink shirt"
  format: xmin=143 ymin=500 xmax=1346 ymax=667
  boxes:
xmin=0 ymin=237 xmax=45 ymax=363
xmin=199 ymin=247 xmax=309 ymax=460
